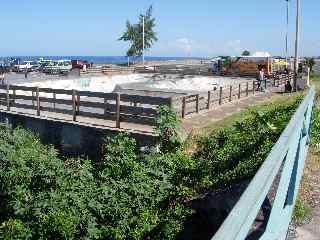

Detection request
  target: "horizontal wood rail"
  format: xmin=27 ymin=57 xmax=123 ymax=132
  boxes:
xmin=212 ymin=87 xmax=315 ymax=240
xmin=0 ymin=85 xmax=171 ymax=128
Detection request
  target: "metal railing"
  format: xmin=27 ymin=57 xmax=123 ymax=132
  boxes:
xmin=212 ymin=87 xmax=315 ymax=240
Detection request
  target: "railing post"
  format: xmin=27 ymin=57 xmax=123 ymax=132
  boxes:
xmin=76 ymin=94 xmax=80 ymax=113
xmin=182 ymin=96 xmax=186 ymax=118
xmin=229 ymin=86 xmax=232 ymax=102
xmin=12 ymin=89 xmax=16 ymax=104
xmin=36 ymin=87 xmax=40 ymax=116
xmin=253 ymin=81 xmax=255 ymax=95
xmin=207 ymin=91 xmax=211 ymax=110
xmin=238 ymin=83 xmax=241 ymax=99
xmin=72 ymin=89 xmax=76 ymax=121
xmin=6 ymin=84 xmax=10 ymax=111
xmin=196 ymin=94 xmax=200 ymax=113
xmin=246 ymin=82 xmax=249 ymax=96
xmin=53 ymin=91 xmax=56 ymax=109
xmin=116 ymin=93 xmax=121 ymax=128
xmin=219 ymin=86 xmax=223 ymax=105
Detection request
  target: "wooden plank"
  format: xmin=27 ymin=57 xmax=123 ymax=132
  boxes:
xmin=6 ymin=84 xmax=10 ymax=111
xmin=78 ymin=90 xmax=117 ymax=99
xmin=11 ymin=95 xmax=35 ymax=101
xmin=246 ymin=82 xmax=249 ymax=96
xmin=72 ymin=90 xmax=76 ymax=121
xmin=41 ymin=106 xmax=74 ymax=115
xmin=116 ymin=93 xmax=121 ymax=128
xmin=120 ymin=94 xmax=170 ymax=106
xmin=36 ymin=87 xmax=40 ymax=116
xmin=253 ymin=81 xmax=255 ymax=95
xmin=219 ymin=87 xmax=223 ymax=105
xmin=120 ymin=105 xmax=157 ymax=116
xmin=78 ymin=111 xmax=115 ymax=120
xmin=12 ymin=103 xmax=37 ymax=110
xmin=11 ymin=85 xmax=37 ymax=92
xmin=196 ymin=94 xmax=200 ymax=113
xmin=182 ymin=97 xmax=186 ymax=118
xmin=39 ymin=87 xmax=72 ymax=95
xmin=77 ymin=101 xmax=106 ymax=109
xmin=120 ymin=114 xmax=156 ymax=126
xmin=39 ymin=97 xmax=73 ymax=105
xmin=53 ymin=91 xmax=56 ymax=109
xmin=76 ymin=95 xmax=80 ymax=113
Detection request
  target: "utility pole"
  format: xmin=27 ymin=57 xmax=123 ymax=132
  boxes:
xmin=293 ymin=0 xmax=300 ymax=91
xmin=142 ymin=16 xmax=145 ymax=67
xmin=285 ymin=0 xmax=290 ymax=62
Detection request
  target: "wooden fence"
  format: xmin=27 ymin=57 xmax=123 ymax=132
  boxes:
xmin=0 ymin=85 xmax=171 ymax=128
xmin=172 ymin=73 xmax=294 ymax=118
xmin=212 ymin=87 xmax=315 ymax=239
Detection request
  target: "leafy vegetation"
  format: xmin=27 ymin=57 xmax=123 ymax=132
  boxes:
xmin=119 ymin=5 xmax=157 ymax=59
xmin=0 ymin=95 xmax=304 ymax=239
xmin=241 ymin=50 xmax=251 ymax=56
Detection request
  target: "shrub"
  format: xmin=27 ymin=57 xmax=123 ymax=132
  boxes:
xmin=156 ymin=106 xmax=182 ymax=153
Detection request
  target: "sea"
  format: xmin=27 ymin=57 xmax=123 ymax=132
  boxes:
xmin=0 ymin=56 xmax=205 ymax=65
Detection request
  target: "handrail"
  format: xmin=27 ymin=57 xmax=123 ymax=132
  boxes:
xmin=212 ymin=87 xmax=315 ymax=240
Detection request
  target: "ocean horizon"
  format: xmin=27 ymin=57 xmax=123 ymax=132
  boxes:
xmin=0 ymin=56 xmax=206 ymax=64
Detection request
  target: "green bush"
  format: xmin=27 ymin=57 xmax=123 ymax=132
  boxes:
xmin=193 ymin=98 xmax=302 ymax=191
xmin=0 ymin=96 xmax=304 ymax=239
xmin=156 ymin=106 xmax=182 ymax=153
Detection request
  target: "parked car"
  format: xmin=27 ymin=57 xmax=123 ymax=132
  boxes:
xmin=71 ymin=60 xmax=90 ymax=69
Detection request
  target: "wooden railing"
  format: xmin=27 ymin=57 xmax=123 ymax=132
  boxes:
xmin=172 ymin=73 xmax=294 ymax=118
xmin=0 ymin=85 xmax=171 ymax=128
xmin=212 ymin=87 xmax=315 ymax=240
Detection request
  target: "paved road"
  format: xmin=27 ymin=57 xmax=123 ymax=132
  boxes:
xmin=296 ymin=207 xmax=320 ymax=240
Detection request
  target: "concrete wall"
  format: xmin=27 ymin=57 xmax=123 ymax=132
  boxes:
xmin=0 ymin=110 xmax=156 ymax=162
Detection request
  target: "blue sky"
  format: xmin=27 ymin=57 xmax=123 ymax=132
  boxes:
xmin=0 ymin=0 xmax=319 ymax=57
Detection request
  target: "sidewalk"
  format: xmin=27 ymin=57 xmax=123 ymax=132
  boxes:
xmin=182 ymin=88 xmax=279 ymax=133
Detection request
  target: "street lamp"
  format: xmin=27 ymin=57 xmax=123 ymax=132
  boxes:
xmin=293 ymin=0 xmax=300 ymax=91
xmin=285 ymin=0 xmax=290 ymax=62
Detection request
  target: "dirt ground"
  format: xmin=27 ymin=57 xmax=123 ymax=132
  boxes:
xmin=293 ymin=147 xmax=320 ymax=240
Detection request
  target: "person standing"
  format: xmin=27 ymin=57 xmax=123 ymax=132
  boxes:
xmin=24 ymin=67 xmax=28 ymax=79
xmin=258 ymin=68 xmax=265 ymax=91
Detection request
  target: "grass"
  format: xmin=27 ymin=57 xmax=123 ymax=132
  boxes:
xmin=293 ymin=198 xmax=312 ymax=224
xmin=183 ymin=91 xmax=305 ymax=153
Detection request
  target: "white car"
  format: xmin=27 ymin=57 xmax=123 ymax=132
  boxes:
xmin=14 ymin=61 xmax=38 ymax=72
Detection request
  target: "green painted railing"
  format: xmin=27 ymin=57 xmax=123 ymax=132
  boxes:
xmin=212 ymin=87 xmax=315 ymax=240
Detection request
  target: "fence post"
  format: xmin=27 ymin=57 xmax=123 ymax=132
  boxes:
xmin=207 ymin=91 xmax=211 ymax=109
xmin=116 ymin=93 xmax=121 ymax=128
xmin=182 ymin=97 xmax=186 ymax=118
xmin=238 ymin=83 xmax=241 ymax=99
xmin=36 ymin=87 xmax=40 ymax=116
xmin=72 ymin=89 xmax=76 ymax=121
xmin=196 ymin=94 xmax=200 ymax=113
xmin=76 ymin=94 xmax=80 ymax=113
xmin=219 ymin=86 xmax=223 ymax=105
xmin=253 ymin=81 xmax=255 ymax=95
xmin=53 ymin=91 xmax=56 ymax=109
xmin=12 ymin=89 xmax=16 ymax=104
xmin=246 ymin=82 xmax=249 ymax=96
xmin=229 ymin=86 xmax=232 ymax=102
xmin=6 ymin=84 xmax=10 ymax=111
